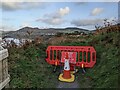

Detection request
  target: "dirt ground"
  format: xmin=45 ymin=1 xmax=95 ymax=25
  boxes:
xmin=57 ymin=79 xmax=79 ymax=88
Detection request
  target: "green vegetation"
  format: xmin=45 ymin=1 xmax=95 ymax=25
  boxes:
xmin=86 ymin=32 xmax=119 ymax=88
xmin=8 ymin=44 xmax=59 ymax=88
xmin=8 ymin=27 xmax=119 ymax=88
xmin=59 ymin=32 xmax=119 ymax=88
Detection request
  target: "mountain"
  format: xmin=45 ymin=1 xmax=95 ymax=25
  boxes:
xmin=3 ymin=27 xmax=90 ymax=39
xmin=18 ymin=27 xmax=40 ymax=32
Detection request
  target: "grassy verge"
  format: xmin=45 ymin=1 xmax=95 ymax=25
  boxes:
xmin=8 ymin=44 xmax=59 ymax=88
xmin=58 ymin=32 xmax=119 ymax=88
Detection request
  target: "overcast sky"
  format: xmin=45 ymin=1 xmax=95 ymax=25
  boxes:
xmin=0 ymin=0 xmax=119 ymax=31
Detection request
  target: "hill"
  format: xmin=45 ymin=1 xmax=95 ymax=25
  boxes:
xmin=3 ymin=27 xmax=89 ymax=39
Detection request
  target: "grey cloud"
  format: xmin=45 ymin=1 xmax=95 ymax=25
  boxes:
xmin=71 ymin=19 xmax=104 ymax=26
xmin=0 ymin=24 xmax=16 ymax=31
xmin=1 ymin=2 xmax=47 ymax=11
xmin=36 ymin=7 xmax=70 ymax=25
xmin=75 ymin=2 xmax=87 ymax=5
xmin=37 ymin=18 xmax=63 ymax=25
xmin=1 ymin=2 xmax=21 ymax=11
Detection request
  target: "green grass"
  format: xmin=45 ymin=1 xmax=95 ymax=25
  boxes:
xmin=57 ymin=41 xmax=89 ymax=46
xmin=58 ymin=32 xmax=119 ymax=88
xmin=8 ymin=31 xmax=119 ymax=88
xmin=8 ymin=44 xmax=59 ymax=88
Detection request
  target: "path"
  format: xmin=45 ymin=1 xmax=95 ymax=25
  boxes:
xmin=56 ymin=73 xmax=92 ymax=88
xmin=57 ymin=80 xmax=79 ymax=88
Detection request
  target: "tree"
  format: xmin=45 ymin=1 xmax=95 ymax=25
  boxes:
xmin=56 ymin=32 xmax=63 ymax=37
xmin=74 ymin=31 xmax=79 ymax=35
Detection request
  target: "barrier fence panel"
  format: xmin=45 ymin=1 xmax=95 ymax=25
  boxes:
xmin=46 ymin=46 xmax=96 ymax=68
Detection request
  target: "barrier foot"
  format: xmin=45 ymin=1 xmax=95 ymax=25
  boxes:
xmin=53 ymin=66 xmax=57 ymax=73
xmin=70 ymin=69 xmax=78 ymax=74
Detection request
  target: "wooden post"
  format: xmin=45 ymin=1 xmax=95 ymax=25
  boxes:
xmin=0 ymin=46 xmax=10 ymax=89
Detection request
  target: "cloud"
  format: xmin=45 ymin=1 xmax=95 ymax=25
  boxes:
xmin=107 ymin=17 xmax=118 ymax=24
xmin=1 ymin=0 xmax=119 ymax=3
xmin=1 ymin=0 xmax=40 ymax=2
xmin=71 ymin=17 xmax=117 ymax=27
xmin=36 ymin=7 xmax=70 ymax=25
xmin=91 ymin=8 xmax=104 ymax=16
xmin=1 ymin=2 xmax=21 ymax=11
xmin=1 ymin=2 xmax=46 ymax=11
xmin=75 ymin=2 xmax=87 ymax=5
xmin=71 ymin=18 xmax=104 ymax=26
xmin=20 ymin=22 xmax=31 ymax=27
xmin=0 ymin=24 xmax=17 ymax=31
xmin=38 ymin=18 xmax=63 ymax=25
xmin=44 ymin=6 xmax=70 ymax=18
xmin=59 ymin=7 xmax=70 ymax=16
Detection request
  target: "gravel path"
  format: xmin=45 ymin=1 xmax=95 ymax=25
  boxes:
xmin=57 ymin=80 xmax=79 ymax=88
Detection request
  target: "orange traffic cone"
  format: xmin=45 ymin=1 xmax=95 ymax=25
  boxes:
xmin=59 ymin=52 xmax=75 ymax=82
xmin=62 ymin=52 xmax=71 ymax=79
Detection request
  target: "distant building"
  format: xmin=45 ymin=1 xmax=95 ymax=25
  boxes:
xmin=45 ymin=33 xmax=56 ymax=35
xmin=1 ymin=37 xmax=33 ymax=47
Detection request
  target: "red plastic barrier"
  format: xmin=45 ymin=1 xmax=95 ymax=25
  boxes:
xmin=46 ymin=46 xmax=96 ymax=68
